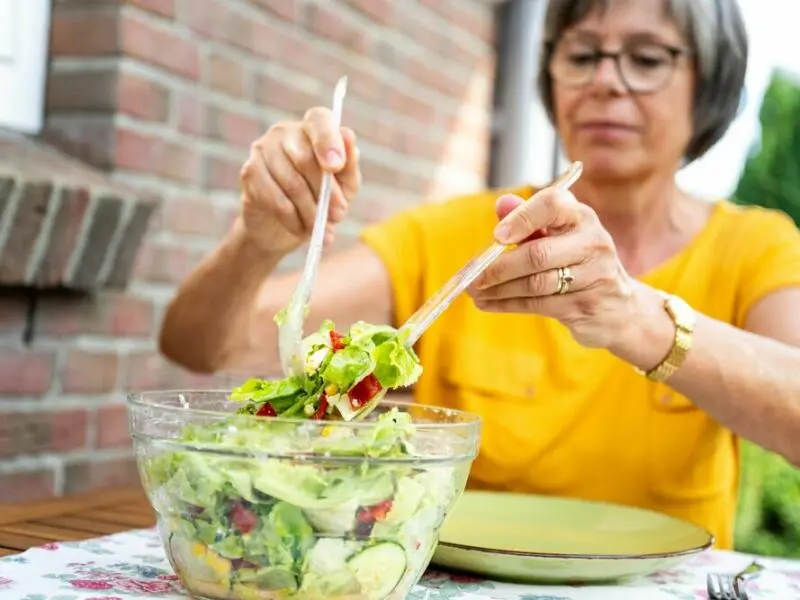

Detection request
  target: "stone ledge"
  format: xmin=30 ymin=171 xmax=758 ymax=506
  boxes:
xmin=0 ymin=131 xmax=160 ymax=291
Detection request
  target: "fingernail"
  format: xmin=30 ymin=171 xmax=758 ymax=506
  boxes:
xmin=494 ymin=222 xmax=511 ymax=243
xmin=326 ymin=149 xmax=344 ymax=169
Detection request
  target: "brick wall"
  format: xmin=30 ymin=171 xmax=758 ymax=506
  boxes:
xmin=0 ymin=0 xmax=498 ymax=502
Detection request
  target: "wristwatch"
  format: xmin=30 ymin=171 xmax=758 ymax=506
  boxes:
xmin=635 ymin=291 xmax=696 ymax=383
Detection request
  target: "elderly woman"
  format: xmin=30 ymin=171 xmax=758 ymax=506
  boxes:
xmin=159 ymin=0 xmax=800 ymax=551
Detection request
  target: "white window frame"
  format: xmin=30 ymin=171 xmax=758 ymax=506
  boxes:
xmin=0 ymin=0 xmax=52 ymax=134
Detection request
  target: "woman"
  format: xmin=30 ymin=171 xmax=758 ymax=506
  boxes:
xmin=159 ymin=0 xmax=800 ymax=550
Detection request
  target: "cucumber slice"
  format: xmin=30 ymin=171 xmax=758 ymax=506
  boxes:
xmin=347 ymin=542 xmax=407 ymax=599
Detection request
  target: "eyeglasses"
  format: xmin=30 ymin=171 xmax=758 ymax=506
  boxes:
xmin=548 ymin=40 xmax=692 ymax=94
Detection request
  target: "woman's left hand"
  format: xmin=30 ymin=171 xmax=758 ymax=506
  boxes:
xmin=467 ymin=187 xmax=643 ymax=350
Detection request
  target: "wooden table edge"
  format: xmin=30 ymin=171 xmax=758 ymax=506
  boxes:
xmin=0 ymin=486 xmax=150 ymax=526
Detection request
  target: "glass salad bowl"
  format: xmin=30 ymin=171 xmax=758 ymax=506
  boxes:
xmin=128 ymin=390 xmax=482 ymax=600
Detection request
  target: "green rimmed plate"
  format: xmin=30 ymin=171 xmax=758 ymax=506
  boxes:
xmin=431 ymin=491 xmax=714 ymax=584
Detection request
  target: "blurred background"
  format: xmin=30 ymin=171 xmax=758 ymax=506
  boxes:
xmin=0 ymin=0 xmax=797 ymax=558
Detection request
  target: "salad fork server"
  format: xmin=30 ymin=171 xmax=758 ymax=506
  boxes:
xmin=277 ymin=75 xmax=348 ymax=377
xmin=399 ymin=160 xmax=584 ymax=348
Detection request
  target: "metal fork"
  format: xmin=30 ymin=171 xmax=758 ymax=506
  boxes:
xmin=706 ymin=560 xmax=764 ymax=600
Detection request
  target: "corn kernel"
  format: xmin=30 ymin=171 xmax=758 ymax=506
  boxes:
xmin=322 ymin=426 xmax=334 ymax=437
xmin=325 ymin=384 xmax=339 ymax=395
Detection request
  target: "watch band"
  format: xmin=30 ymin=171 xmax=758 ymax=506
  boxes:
xmin=636 ymin=292 xmax=696 ymax=383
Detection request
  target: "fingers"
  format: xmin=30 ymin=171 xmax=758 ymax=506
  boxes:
xmin=471 ymin=261 xmax=595 ymax=302
xmin=495 ymin=194 xmax=523 ymax=220
xmin=281 ymin=127 xmax=349 ymax=223
xmin=303 ymin=107 xmax=346 ymax=172
xmin=244 ymin=146 xmax=305 ymax=237
xmin=475 ymin=231 xmax=589 ymax=290
xmin=265 ymin=144 xmax=318 ymax=232
xmin=337 ymin=126 xmax=361 ymax=201
xmin=493 ymin=189 xmax=584 ymax=245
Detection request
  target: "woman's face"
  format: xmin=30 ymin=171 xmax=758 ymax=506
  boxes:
xmin=550 ymin=0 xmax=695 ymax=181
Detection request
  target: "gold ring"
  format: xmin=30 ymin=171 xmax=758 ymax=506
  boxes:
xmin=555 ymin=266 xmax=575 ymax=295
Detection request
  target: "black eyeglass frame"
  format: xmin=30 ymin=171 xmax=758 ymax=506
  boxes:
xmin=544 ymin=40 xmax=695 ymax=94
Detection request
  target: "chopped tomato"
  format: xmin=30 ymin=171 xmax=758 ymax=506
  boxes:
xmin=256 ymin=403 xmax=277 ymax=417
xmin=370 ymin=499 xmax=393 ymax=521
xmin=348 ymin=374 xmax=382 ymax=409
xmin=356 ymin=499 xmax=393 ymax=524
xmin=329 ymin=330 xmax=346 ymax=351
xmin=313 ymin=393 xmax=329 ymax=420
xmin=229 ymin=502 xmax=258 ymax=534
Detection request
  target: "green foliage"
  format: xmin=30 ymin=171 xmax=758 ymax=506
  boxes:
xmin=733 ymin=72 xmax=800 ymax=225
xmin=731 ymin=71 xmax=800 ymax=558
xmin=735 ymin=443 xmax=800 ymax=558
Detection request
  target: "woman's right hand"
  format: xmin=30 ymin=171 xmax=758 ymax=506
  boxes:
xmin=239 ymin=107 xmax=362 ymax=254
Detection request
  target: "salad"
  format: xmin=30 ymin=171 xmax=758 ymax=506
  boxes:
xmin=232 ymin=320 xmax=423 ymax=422
xmin=141 ymin=321 xmax=472 ymax=600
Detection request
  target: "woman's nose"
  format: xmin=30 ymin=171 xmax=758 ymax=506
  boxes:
xmin=590 ymin=56 xmax=627 ymax=93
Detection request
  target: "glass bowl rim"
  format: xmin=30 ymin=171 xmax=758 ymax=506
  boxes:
xmin=127 ymin=389 xmax=483 ymax=432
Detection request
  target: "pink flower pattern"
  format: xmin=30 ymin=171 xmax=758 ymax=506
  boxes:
xmin=0 ymin=527 xmax=798 ymax=599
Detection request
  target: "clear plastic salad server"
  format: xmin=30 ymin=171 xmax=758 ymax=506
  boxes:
xmin=278 ymin=75 xmax=348 ymax=377
xmin=400 ymin=160 xmax=584 ymax=348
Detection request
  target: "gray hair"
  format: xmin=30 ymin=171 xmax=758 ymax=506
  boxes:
xmin=537 ymin=0 xmax=749 ymax=162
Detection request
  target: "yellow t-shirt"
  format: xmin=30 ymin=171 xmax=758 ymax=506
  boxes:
xmin=359 ymin=185 xmax=800 ymax=550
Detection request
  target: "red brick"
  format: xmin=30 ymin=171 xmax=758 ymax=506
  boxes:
xmin=63 ymin=350 xmax=119 ymax=394
xmin=253 ymin=74 xmax=318 ymax=117
xmin=50 ymin=10 xmax=120 ymax=57
xmin=0 ymin=349 xmax=55 ymax=396
xmin=346 ymin=70 xmax=384 ymax=103
xmin=64 ymin=457 xmax=141 ymax=494
xmin=343 ymin=107 xmax=393 ymax=147
xmin=125 ymin=0 xmax=175 ymax=18
xmin=394 ymin=128 xmax=443 ymax=161
xmin=176 ymin=93 xmax=207 ymax=136
xmin=0 ymin=295 xmax=28 ymax=336
xmin=306 ymin=3 xmax=369 ymax=54
xmin=111 ymin=295 xmax=155 ymax=337
xmin=35 ymin=187 xmax=92 ymax=287
xmin=43 ymin=116 xmax=116 ymax=170
xmin=387 ymin=88 xmax=437 ymax=123
xmin=0 ymin=410 xmax=88 ymax=458
xmin=206 ymin=107 xmax=264 ymax=148
xmin=96 ymin=403 xmax=132 ymax=449
xmin=0 ymin=182 xmax=55 ymax=286
xmin=249 ymin=0 xmax=297 ymax=21
xmin=46 ymin=69 xmax=117 ymax=112
xmin=178 ymin=0 xmax=253 ymax=52
xmin=120 ymin=13 xmax=201 ymax=81
xmin=0 ymin=470 xmax=56 ymax=503
xmin=207 ymin=52 xmax=245 ymax=98
xmin=115 ymin=128 xmax=201 ymax=184
xmin=406 ymin=56 xmax=466 ymax=98
xmin=133 ymin=240 xmax=206 ymax=285
xmin=345 ymin=0 xmax=393 ymax=25
xmin=359 ymin=157 xmax=401 ymax=188
xmin=203 ymin=155 xmax=242 ymax=192
xmin=419 ymin=0 xmax=495 ymax=45
xmin=122 ymin=351 xmax=189 ymax=391
xmin=36 ymin=293 xmax=154 ymax=338
xmin=117 ymin=70 xmax=171 ymax=122
xmin=161 ymin=197 xmax=220 ymax=236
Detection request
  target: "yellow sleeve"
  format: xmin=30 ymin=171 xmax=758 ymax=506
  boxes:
xmin=359 ymin=207 xmax=427 ymax=329
xmin=735 ymin=207 xmax=800 ymax=327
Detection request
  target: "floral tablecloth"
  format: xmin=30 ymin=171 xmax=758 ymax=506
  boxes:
xmin=1 ymin=528 xmax=799 ymax=600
